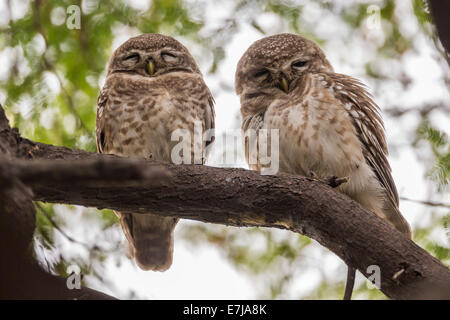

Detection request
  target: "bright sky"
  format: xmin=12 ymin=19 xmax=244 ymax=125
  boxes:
xmin=2 ymin=0 xmax=449 ymax=299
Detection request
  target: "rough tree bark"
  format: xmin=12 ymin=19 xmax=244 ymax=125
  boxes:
xmin=0 ymin=106 xmax=449 ymax=300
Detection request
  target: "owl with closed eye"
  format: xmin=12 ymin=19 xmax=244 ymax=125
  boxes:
xmin=236 ymin=33 xmax=410 ymax=237
xmin=236 ymin=34 xmax=411 ymax=297
xmin=96 ymin=34 xmax=215 ymax=271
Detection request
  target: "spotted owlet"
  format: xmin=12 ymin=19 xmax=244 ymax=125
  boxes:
xmin=236 ymin=34 xmax=411 ymax=297
xmin=96 ymin=34 xmax=215 ymax=271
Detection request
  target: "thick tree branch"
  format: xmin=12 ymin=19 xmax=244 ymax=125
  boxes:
xmin=1 ymin=106 xmax=449 ymax=299
xmin=4 ymin=157 xmax=171 ymax=187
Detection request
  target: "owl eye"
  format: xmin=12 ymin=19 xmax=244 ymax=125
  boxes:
xmin=253 ymin=69 xmax=269 ymax=79
xmin=291 ymin=60 xmax=308 ymax=68
xmin=161 ymin=52 xmax=178 ymax=63
xmin=123 ymin=53 xmax=140 ymax=62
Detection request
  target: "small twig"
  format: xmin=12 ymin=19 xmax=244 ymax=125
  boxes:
xmin=34 ymin=202 xmax=121 ymax=255
xmin=384 ymin=104 xmax=450 ymax=117
xmin=400 ymin=197 xmax=450 ymax=209
xmin=34 ymin=201 xmax=87 ymax=247
xmin=343 ymin=266 xmax=356 ymax=300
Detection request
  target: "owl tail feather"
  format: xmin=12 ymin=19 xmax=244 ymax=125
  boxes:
xmin=118 ymin=212 xmax=179 ymax=271
xmin=384 ymin=201 xmax=412 ymax=240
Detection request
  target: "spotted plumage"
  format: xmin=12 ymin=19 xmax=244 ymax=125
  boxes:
xmin=236 ymin=33 xmax=411 ymax=237
xmin=96 ymin=34 xmax=215 ymax=271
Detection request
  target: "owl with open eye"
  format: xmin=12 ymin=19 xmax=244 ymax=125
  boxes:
xmin=236 ymin=33 xmax=411 ymax=298
xmin=96 ymin=34 xmax=215 ymax=271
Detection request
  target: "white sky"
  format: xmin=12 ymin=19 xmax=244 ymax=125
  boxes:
xmin=2 ymin=0 xmax=449 ymax=299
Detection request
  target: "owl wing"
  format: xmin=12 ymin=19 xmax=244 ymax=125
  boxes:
xmin=204 ymin=93 xmax=216 ymax=157
xmin=180 ymin=78 xmax=216 ymax=162
xmin=329 ymin=73 xmax=411 ymax=236
xmin=330 ymin=74 xmax=399 ymax=205
xmin=95 ymin=83 xmax=109 ymax=154
xmin=241 ymin=112 xmax=265 ymax=171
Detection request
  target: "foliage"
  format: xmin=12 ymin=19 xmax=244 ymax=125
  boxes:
xmin=415 ymin=122 xmax=450 ymax=189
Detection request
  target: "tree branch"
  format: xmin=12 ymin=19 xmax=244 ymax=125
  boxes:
xmin=400 ymin=197 xmax=450 ymax=209
xmin=5 ymin=157 xmax=171 ymax=187
xmin=384 ymin=103 xmax=450 ymax=118
xmin=1 ymin=105 xmax=449 ymax=299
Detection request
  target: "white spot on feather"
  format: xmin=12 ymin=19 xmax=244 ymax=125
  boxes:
xmin=98 ymin=106 xmax=104 ymax=117
xmin=350 ymin=110 xmax=359 ymax=118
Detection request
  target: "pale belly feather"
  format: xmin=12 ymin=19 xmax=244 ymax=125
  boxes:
xmin=263 ymin=96 xmax=386 ymax=217
xmin=106 ymin=93 xmax=202 ymax=163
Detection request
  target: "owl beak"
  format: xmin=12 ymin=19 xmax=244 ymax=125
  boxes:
xmin=147 ymin=60 xmax=155 ymax=75
xmin=280 ymin=75 xmax=289 ymax=93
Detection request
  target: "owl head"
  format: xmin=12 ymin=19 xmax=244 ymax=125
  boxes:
xmin=235 ymin=33 xmax=333 ymax=99
xmin=107 ymin=33 xmax=201 ymax=77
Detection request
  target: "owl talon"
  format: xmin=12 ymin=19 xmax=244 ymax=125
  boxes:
xmin=308 ymin=170 xmax=318 ymax=179
xmin=324 ymin=176 xmax=348 ymax=188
